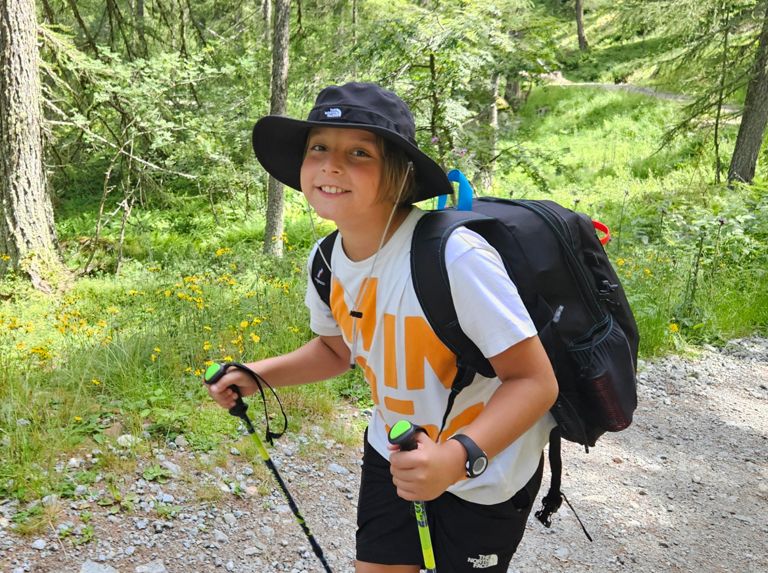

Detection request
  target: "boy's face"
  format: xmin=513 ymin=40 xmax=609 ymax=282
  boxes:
xmin=300 ymin=127 xmax=388 ymax=228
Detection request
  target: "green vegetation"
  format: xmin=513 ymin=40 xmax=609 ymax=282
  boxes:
xmin=1 ymin=1 xmax=766 ymax=509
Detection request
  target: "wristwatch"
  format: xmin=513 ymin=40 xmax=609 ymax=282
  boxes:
xmin=450 ymin=434 xmax=488 ymax=478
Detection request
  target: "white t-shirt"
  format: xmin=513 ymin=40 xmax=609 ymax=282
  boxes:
xmin=305 ymin=207 xmax=555 ymax=504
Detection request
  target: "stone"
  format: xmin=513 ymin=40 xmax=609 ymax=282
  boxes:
xmin=328 ymin=463 xmax=350 ymax=475
xmin=80 ymin=561 xmax=119 ymax=573
xmin=117 ymin=435 xmax=139 ymax=448
xmin=161 ymin=461 xmax=182 ymax=476
xmin=135 ymin=560 xmax=168 ymax=573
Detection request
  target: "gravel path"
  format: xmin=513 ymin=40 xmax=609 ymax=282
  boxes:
xmin=2 ymin=337 xmax=766 ymax=573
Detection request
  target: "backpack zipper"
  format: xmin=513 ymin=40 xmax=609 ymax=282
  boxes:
xmin=505 ymin=199 xmax=605 ymax=323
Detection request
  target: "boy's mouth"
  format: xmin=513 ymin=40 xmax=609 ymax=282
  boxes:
xmin=319 ymin=185 xmax=349 ymax=195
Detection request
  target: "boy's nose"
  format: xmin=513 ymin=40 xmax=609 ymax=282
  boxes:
xmin=320 ymin=152 xmax=344 ymax=173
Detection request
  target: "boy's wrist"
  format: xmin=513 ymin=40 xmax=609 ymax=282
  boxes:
xmin=442 ymin=438 xmax=470 ymax=485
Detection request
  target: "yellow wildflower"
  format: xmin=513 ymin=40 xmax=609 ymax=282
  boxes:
xmin=250 ymin=333 xmax=261 ymax=344
xmin=74 ymin=416 xmax=83 ymax=423
xmin=30 ymin=346 xmax=52 ymax=360
xmin=669 ymin=323 xmax=680 ymax=333
xmin=240 ymin=320 xmax=249 ymax=329
xmin=91 ymin=379 xmax=101 ymax=386
xmin=203 ymin=341 xmax=212 ymax=351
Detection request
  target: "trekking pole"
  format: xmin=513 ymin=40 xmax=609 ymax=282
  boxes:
xmin=203 ymin=362 xmax=333 ymax=573
xmin=388 ymin=420 xmax=437 ymax=573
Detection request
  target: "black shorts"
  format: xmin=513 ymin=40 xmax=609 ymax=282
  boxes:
xmin=356 ymin=435 xmax=543 ymax=572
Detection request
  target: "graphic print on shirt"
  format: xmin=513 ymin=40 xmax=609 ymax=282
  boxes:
xmin=330 ymin=276 xmax=486 ymax=441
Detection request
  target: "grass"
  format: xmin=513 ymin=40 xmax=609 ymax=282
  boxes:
xmin=2 ymin=15 xmax=767 ymax=508
xmin=0 ymin=230 xmax=365 ymax=504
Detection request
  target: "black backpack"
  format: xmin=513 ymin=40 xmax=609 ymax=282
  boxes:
xmin=311 ymin=196 xmax=639 ymax=539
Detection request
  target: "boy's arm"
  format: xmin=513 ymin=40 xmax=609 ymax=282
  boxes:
xmin=390 ymin=334 xmax=558 ymax=501
xmin=206 ymin=334 xmax=350 ymax=411
xmin=456 ymin=334 xmax=558 ymax=459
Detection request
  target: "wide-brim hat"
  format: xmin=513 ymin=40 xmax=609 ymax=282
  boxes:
xmin=251 ymin=82 xmax=452 ymax=203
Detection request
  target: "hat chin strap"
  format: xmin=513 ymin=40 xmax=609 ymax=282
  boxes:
xmin=307 ymin=162 xmax=414 ymax=369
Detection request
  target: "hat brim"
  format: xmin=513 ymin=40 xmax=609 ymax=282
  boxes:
xmin=251 ymin=116 xmax=453 ymax=203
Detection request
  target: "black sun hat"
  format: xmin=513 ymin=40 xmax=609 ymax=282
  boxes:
xmin=251 ymin=82 xmax=452 ymax=203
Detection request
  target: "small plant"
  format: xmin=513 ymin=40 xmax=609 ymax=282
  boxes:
xmin=11 ymin=500 xmax=61 ymax=536
xmin=72 ymin=523 xmax=95 ymax=546
xmin=141 ymin=464 xmax=173 ymax=484
xmin=155 ymin=502 xmax=181 ymax=519
xmin=193 ymin=482 xmax=224 ymax=503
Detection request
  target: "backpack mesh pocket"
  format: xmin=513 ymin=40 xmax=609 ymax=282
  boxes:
xmin=570 ymin=315 xmax=637 ymax=434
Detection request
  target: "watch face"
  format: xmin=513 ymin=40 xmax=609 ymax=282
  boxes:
xmin=471 ymin=456 xmax=488 ymax=476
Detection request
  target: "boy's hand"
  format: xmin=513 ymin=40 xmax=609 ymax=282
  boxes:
xmin=388 ymin=431 xmax=466 ymax=501
xmin=205 ymin=367 xmax=258 ymax=410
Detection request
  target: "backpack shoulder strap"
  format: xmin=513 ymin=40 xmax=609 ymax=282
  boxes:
xmin=411 ymin=210 xmax=492 ymax=376
xmin=412 ymin=209 xmax=515 ymax=437
xmin=310 ymin=230 xmax=338 ymax=308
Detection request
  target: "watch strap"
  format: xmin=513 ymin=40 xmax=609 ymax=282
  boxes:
xmin=450 ymin=433 xmax=488 ymax=478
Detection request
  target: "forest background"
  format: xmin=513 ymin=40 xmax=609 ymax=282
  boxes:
xmin=0 ymin=0 xmax=767 ymax=513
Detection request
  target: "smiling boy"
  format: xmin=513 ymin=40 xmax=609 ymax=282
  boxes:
xmin=206 ymin=82 xmax=558 ymax=572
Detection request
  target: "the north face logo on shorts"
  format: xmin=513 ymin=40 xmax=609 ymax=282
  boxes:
xmin=467 ymin=554 xmax=499 ymax=568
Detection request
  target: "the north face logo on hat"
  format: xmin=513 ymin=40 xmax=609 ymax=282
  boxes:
xmin=324 ymin=108 xmax=342 ymax=118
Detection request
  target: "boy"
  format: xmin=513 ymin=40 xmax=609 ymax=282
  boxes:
xmin=206 ymin=82 xmax=558 ymax=572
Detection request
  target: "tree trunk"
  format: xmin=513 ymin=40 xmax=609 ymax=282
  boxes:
xmin=479 ymin=74 xmax=500 ymax=192
xmin=575 ymin=0 xmax=589 ymax=52
xmin=262 ymin=0 xmax=272 ymax=43
xmin=136 ymin=0 xmax=146 ymax=57
xmin=728 ymin=5 xmax=768 ymax=185
xmin=0 ymin=0 xmax=67 ymax=292
xmin=263 ymin=0 xmax=290 ymax=257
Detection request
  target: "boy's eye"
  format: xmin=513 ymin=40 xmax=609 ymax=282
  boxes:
xmin=352 ymin=148 xmax=372 ymax=158
xmin=309 ymin=143 xmax=326 ymax=152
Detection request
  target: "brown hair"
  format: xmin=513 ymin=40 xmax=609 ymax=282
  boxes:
xmin=377 ymin=138 xmax=417 ymax=206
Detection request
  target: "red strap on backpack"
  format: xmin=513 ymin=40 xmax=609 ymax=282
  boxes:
xmin=592 ymin=220 xmax=611 ymax=246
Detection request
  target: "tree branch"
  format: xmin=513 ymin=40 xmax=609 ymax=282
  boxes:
xmin=44 ymin=99 xmax=197 ymax=180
